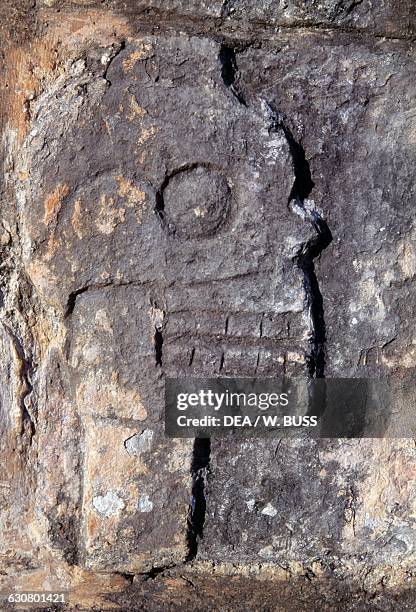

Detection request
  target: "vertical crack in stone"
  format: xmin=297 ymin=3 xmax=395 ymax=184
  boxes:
xmin=218 ymin=44 xmax=247 ymax=106
xmin=188 ymin=347 xmax=195 ymax=367
xmin=187 ymin=438 xmax=211 ymax=560
xmin=296 ymin=212 xmax=333 ymax=378
xmin=150 ymin=299 xmax=165 ymax=368
xmin=154 ymin=328 xmax=163 ymax=367
xmin=265 ymin=104 xmax=333 ymax=378
xmin=155 ymin=181 xmax=168 ymax=231
xmin=3 ymin=322 xmax=36 ymax=442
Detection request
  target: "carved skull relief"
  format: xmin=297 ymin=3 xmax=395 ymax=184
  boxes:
xmin=13 ymin=35 xmax=313 ymax=571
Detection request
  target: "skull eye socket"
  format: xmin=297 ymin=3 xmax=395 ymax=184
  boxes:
xmin=157 ymin=166 xmax=231 ymax=238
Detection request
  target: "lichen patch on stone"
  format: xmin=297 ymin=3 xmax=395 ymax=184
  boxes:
xmin=125 ymin=430 xmax=154 ymax=456
xmin=92 ymin=491 xmax=125 ymax=518
xmin=138 ymin=495 xmax=153 ymax=513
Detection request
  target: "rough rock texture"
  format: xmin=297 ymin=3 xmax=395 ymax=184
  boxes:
xmin=0 ymin=1 xmax=415 ymax=610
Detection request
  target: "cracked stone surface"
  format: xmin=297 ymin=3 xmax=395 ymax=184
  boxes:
xmin=0 ymin=1 xmax=415 ymax=609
